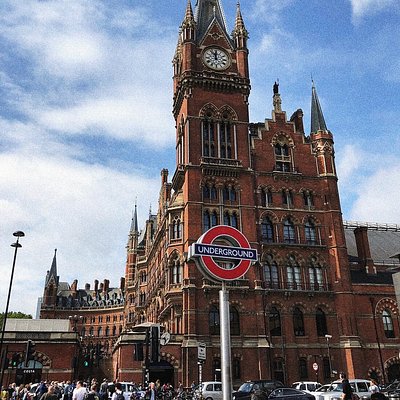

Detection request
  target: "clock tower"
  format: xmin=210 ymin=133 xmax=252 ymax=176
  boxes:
xmin=172 ymin=0 xmax=253 ymax=245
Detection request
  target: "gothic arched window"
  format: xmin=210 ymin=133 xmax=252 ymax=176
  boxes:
xmin=305 ymin=219 xmax=317 ymax=245
xmin=202 ymin=118 xmax=216 ymax=157
xmin=283 ymin=217 xmax=296 ymax=243
xmin=275 ymin=143 xmax=291 ymax=172
xmin=171 ymin=216 xmax=182 ymax=240
xmin=269 ymin=306 xmax=281 ymax=336
xmin=230 ymin=306 xmax=240 ymax=336
xmin=219 ymin=120 xmax=232 ymax=159
xmin=203 ymin=210 xmax=219 ymax=232
xmin=263 ymin=254 xmax=279 ymax=288
xmin=293 ymin=307 xmax=305 ymax=336
xmin=287 ymin=256 xmax=301 ymax=289
xmin=382 ymin=309 xmax=395 ymax=338
xmin=171 ymin=258 xmax=182 ymax=284
xmin=261 ymin=188 xmax=273 ymax=207
xmin=316 ymin=308 xmax=328 ymax=336
xmin=209 ymin=305 xmax=220 ymax=335
xmin=309 ymin=257 xmax=323 ymax=291
xmin=261 ymin=217 xmax=274 ymax=243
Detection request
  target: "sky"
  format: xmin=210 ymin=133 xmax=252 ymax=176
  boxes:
xmin=0 ymin=0 xmax=399 ymax=316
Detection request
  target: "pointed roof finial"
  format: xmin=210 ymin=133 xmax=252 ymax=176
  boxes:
xmin=311 ymin=81 xmax=328 ymax=133
xmin=130 ymin=201 xmax=139 ymax=234
xmin=233 ymin=0 xmax=248 ymax=38
xmin=273 ymin=80 xmax=282 ymax=112
xmin=46 ymin=248 xmax=58 ymax=285
xmin=183 ymin=0 xmax=195 ymax=24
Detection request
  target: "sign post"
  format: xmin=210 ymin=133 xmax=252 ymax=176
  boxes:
xmin=189 ymin=226 xmax=257 ymax=400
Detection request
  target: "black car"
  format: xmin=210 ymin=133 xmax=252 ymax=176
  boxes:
xmin=232 ymin=380 xmax=284 ymax=400
xmin=268 ymin=388 xmax=315 ymax=400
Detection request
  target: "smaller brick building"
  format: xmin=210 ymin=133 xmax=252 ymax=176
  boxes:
xmin=2 ymin=319 xmax=79 ymax=385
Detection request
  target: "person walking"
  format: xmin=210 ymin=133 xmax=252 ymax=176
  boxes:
xmin=340 ymin=372 xmax=352 ymax=400
xmin=72 ymin=382 xmax=86 ymax=400
xmin=40 ymin=386 xmax=58 ymax=400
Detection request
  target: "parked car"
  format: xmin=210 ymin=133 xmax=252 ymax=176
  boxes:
xmin=194 ymin=381 xmax=223 ymax=400
xmin=309 ymin=384 xmax=332 ymax=399
xmin=269 ymin=387 xmax=316 ymax=400
xmin=381 ymin=381 xmax=400 ymax=397
xmin=292 ymin=382 xmax=322 ymax=393
xmin=314 ymin=379 xmax=371 ymax=400
xmin=232 ymin=380 xmax=284 ymax=400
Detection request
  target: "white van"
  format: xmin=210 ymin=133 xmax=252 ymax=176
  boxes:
xmin=194 ymin=381 xmax=223 ymax=400
xmin=315 ymin=379 xmax=371 ymax=400
xmin=292 ymin=382 xmax=322 ymax=393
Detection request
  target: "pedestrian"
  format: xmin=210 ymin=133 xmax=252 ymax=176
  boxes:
xmin=369 ymin=380 xmax=379 ymax=394
xmin=40 ymin=386 xmax=58 ymax=400
xmin=99 ymin=380 xmax=108 ymax=400
xmin=72 ymin=382 xmax=86 ymax=400
xmin=340 ymin=372 xmax=352 ymax=400
xmin=110 ymin=383 xmax=123 ymax=400
xmin=85 ymin=385 xmax=100 ymax=400
xmin=145 ymin=383 xmax=156 ymax=400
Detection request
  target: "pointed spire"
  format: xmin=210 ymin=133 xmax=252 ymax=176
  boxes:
xmin=46 ymin=249 xmax=58 ymax=285
xmin=130 ymin=203 xmax=139 ymax=234
xmin=311 ymin=81 xmax=328 ymax=133
xmin=194 ymin=0 xmax=228 ymax=41
xmin=232 ymin=1 xmax=248 ymax=49
xmin=184 ymin=0 xmax=195 ymax=22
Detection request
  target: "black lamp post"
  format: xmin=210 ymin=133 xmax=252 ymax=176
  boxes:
xmin=325 ymin=334 xmax=333 ymax=378
xmin=0 ymin=231 xmax=25 ymax=390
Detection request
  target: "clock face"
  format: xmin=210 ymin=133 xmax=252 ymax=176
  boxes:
xmin=203 ymin=48 xmax=230 ymax=70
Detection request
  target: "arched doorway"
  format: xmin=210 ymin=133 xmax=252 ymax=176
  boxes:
xmin=148 ymin=360 xmax=174 ymax=386
xmin=387 ymin=363 xmax=400 ymax=383
xmin=15 ymin=360 xmax=43 ymax=385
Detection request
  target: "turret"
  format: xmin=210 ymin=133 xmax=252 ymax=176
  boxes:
xmin=232 ymin=1 xmax=249 ymax=78
xmin=310 ymin=81 xmax=336 ymax=176
xmin=43 ymin=249 xmax=59 ymax=307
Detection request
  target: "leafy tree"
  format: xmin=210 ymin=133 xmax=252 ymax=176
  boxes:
xmin=0 ymin=312 xmax=32 ymax=328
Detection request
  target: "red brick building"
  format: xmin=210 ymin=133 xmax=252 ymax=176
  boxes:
xmin=39 ymin=0 xmax=400 ymax=388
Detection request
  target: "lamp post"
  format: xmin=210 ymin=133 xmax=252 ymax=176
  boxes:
xmin=0 ymin=231 xmax=25 ymax=390
xmin=325 ymin=334 xmax=333 ymax=378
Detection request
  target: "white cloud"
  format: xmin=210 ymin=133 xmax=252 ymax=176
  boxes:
xmin=0 ymin=152 xmax=160 ymax=315
xmin=349 ymin=164 xmax=400 ymax=223
xmin=350 ymin=0 xmax=397 ymax=20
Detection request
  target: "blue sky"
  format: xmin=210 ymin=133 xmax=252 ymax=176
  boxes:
xmin=0 ymin=0 xmax=399 ymax=315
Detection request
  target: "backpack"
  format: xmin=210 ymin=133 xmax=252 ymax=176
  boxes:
xmin=116 ymin=393 xmax=124 ymax=400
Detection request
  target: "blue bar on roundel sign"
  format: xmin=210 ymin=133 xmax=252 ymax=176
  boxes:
xmin=193 ymin=243 xmax=257 ymax=261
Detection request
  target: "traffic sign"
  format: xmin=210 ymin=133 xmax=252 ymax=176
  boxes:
xmin=189 ymin=225 xmax=257 ymax=281
xmin=198 ymin=342 xmax=206 ymax=361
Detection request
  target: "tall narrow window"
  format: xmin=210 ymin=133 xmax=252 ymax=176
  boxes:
xmin=283 ymin=218 xmax=296 ymax=243
xmin=305 ymin=219 xmax=317 ymax=245
xmin=264 ymin=254 xmax=279 ymax=288
xmin=219 ymin=120 xmax=232 ymax=158
xmin=203 ymin=119 xmax=215 ymax=157
xmin=382 ymin=310 xmax=395 ymax=338
xmin=303 ymin=191 xmax=314 ymax=208
xmin=273 ymin=358 xmax=285 ymax=384
xmin=203 ymin=210 xmax=219 ymax=232
xmin=224 ymin=212 xmax=238 ymax=228
xmin=171 ymin=216 xmax=182 ymax=240
xmin=293 ymin=307 xmax=305 ymax=336
xmin=287 ymin=258 xmax=302 ymax=290
xmin=299 ymin=358 xmax=308 ymax=380
xmin=260 ymin=188 xmax=273 ymax=207
xmin=275 ymin=143 xmax=291 ymax=172
xmin=261 ymin=217 xmax=275 ymax=243
xmin=282 ymin=190 xmax=294 ymax=207
xmin=223 ymin=185 xmax=236 ymax=202
xmin=230 ymin=306 xmax=240 ymax=335
xmin=209 ymin=305 xmax=220 ymax=335
xmin=269 ymin=307 xmax=281 ymax=336
xmin=309 ymin=258 xmax=323 ymax=291
xmin=171 ymin=259 xmax=182 ymax=284
xmin=316 ymin=308 xmax=328 ymax=336
xmin=233 ymin=358 xmax=241 ymax=380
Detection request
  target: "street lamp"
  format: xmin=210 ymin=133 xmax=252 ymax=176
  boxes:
xmin=325 ymin=334 xmax=333 ymax=378
xmin=0 ymin=231 xmax=25 ymax=390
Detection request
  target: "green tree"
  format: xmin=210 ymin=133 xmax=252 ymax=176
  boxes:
xmin=0 ymin=311 xmax=32 ymax=328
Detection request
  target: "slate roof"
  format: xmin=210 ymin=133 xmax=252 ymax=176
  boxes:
xmin=344 ymin=221 xmax=400 ymax=267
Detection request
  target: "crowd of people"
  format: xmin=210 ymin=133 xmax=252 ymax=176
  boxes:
xmin=0 ymin=379 xmax=193 ymax=400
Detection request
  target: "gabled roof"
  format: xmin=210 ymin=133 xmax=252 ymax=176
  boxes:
xmin=194 ymin=0 xmax=229 ymax=41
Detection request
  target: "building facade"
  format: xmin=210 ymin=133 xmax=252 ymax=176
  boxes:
xmin=39 ymin=0 xmax=400 ymax=388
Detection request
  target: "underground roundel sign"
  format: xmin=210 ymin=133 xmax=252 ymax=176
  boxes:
xmin=188 ymin=225 xmax=258 ymax=281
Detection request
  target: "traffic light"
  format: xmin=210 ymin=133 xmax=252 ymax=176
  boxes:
xmin=83 ymin=354 xmax=90 ymax=367
xmin=24 ymin=340 xmax=36 ymax=366
xmin=12 ymin=353 xmax=20 ymax=368
xmin=150 ymin=326 xmax=160 ymax=363
xmin=1 ymin=357 xmax=9 ymax=370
